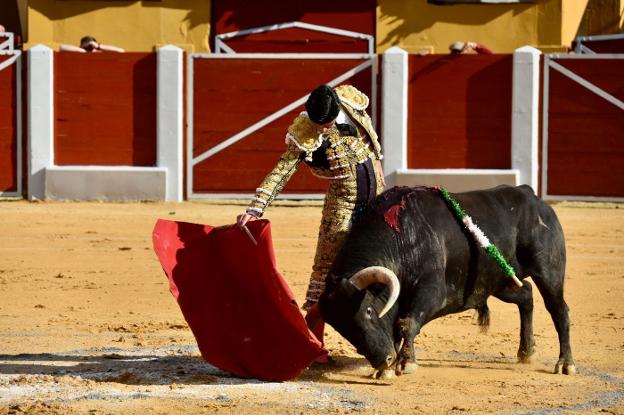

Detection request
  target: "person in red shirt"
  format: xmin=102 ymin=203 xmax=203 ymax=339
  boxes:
xmin=449 ymin=41 xmax=492 ymax=55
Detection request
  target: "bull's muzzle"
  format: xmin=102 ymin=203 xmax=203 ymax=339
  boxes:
xmin=371 ymin=352 xmax=397 ymax=379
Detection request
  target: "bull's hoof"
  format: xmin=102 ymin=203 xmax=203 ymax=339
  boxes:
xmin=395 ymin=361 xmax=418 ymax=376
xmin=403 ymin=362 xmax=418 ymax=374
xmin=517 ymin=348 xmax=535 ymax=363
xmin=555 ymin=357 xmax=576 ymax=375
xmin=371 ymin=369 xmax=395 ymax=380
xmin=554 ymin=360 xmax=576 ymax=375
xmin=517 ymin=340 xmax=536 ymax=363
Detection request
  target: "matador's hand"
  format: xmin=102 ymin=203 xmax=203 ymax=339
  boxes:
xmin=236 ymin=212 xmax=255 ymax=227
xmin=375 ymin=159 xmax=386 ymax=188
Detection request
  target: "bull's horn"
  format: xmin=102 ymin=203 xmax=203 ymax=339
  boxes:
xmin=349 ymin=266 xmax=400 ymax=318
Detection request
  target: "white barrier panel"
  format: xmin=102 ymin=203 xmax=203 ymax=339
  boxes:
xmin=512 ymin=46 xmax=541 ymax=192
xmin=381 ymin=46 xmax=408 ymax=185
xmin=157 ymin=45 xmax=184 ymax=202
xmin=46 ymin=166 xmax=167 ymax=201
xmin=27 ymin=45 xmax=54 ymax=201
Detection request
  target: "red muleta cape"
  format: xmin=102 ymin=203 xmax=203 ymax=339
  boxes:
xmin=152 ymin=219 xmax=326 ymax=381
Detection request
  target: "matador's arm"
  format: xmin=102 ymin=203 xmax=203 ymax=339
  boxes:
xmin=246 ymin=143 xmax=304 ymax=218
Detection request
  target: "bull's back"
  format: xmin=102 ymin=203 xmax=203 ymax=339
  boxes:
xmin=345 ymin=184 xmax=563 ymax=310
xmin=418 ymin=185 xmax=562 ymax=311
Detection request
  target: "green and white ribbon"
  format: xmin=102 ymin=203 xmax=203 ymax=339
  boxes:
xmin=438 ymin=188 xmax=523 ymax=288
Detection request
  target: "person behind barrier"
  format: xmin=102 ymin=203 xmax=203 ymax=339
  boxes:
xmin=59 ymin=35 xmax=124 ymax=53
xmin=449 ymin=41 xmax=492 ymax=55
xmin=0 ymin=23 xmax=19 ymax=49
xmin=236 ymin=84 xmax=386 ymax=359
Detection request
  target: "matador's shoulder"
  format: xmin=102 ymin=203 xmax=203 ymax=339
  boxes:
xmin=335 ymin=84 xmax=369 ymax=111
xmin=285 ymin=113 xmax=323 ymax=155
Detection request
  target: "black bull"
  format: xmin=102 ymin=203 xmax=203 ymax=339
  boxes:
xmin=319 ymin=185 xmax=575 ymax=377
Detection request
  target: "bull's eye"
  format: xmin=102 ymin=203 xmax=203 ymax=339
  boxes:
xmin=366 ymin=307 xmax=373 ymax=318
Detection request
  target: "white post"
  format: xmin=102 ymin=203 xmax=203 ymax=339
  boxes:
xmin=27 ymin=45 xmax=54 ymax=200
xmin=157 ymin=45 xmax=184 ymax=202
xmin=381 ymin=46 xmax=408 ymax=186
xmin=512 ymin=46 xmax=541 ymax=193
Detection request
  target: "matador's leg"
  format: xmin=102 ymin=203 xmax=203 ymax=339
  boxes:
xmin=304 ymin=178 xmax=357 ymax=308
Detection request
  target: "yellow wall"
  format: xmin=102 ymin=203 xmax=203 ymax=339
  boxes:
xmin=376 ymin=0 xmax=572 ymax=54
xmin=24 ymin=0 xmax=211 ymax=52
xmin=575 ymin=0 xmax=623 ymax=37
xmin=562 ymin=0 xmax=590 ymax=46
xmin=24 ymin=0 xmax=621 ymax=53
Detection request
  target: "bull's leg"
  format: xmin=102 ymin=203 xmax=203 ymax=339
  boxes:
xmin=522 ymin=205 xmax=574 ymax=374
xmin=532 ymin=276 xmax=576 ymax=375
xmin=493 ymin=280 xmax=535 ymax=362
xmin=370 ymin=326 xmax=415 ymax=379
xmin=394 ymin=279 xmax=447 ymax=376
xmin=394 ymin=317 xmax=419 ymax=375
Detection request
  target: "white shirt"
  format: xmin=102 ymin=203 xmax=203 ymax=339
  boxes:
xmin=335 ymin=109 xmax=357 ymax=130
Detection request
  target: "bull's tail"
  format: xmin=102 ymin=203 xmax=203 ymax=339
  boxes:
xmin=477 ymin=304 xmax=490 ymax=333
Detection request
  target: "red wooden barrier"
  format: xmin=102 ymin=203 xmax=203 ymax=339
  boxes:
xmin=191 ymin=57 xmax=372 ymax=194
xmin=407 ymin=54 xmax=513 ymax=169
xmin=54 ymin=52 xmax=157 ymax=166
xmin=0 ymin=56 xmax=18 ymax=192
xmin=546 ymin=58 xmax=624 ymax=198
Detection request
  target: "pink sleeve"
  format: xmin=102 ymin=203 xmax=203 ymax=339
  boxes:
xmin=475 ymin=44 xmax=493 ymax=54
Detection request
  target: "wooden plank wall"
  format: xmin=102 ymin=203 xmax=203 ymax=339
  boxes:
xmin=546 ymin=58 xmax=624 ymax=197
xmin=407 ymin=54 xmax=513 ymax=169
xmin=54 ymin=52 xmax=157 ymax=166
xmin=192 ymin=58 xmax=372 ymax=194
xmin=0 ymin=56 xmax=18 ymax=192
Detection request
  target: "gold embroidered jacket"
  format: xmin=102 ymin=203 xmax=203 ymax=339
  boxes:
xmin=247 ymin=85 xmax=382 ymax=217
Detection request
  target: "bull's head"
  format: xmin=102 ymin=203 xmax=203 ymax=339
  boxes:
xmin=319 ymin=266 xmax=400 ymax=371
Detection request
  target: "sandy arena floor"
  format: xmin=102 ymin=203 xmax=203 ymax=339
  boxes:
xmin=0 ymin=199 xmax=623 ymax=414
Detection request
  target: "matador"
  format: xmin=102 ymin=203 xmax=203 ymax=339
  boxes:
xmin=237 ymin=84 xmax=385 ymax=343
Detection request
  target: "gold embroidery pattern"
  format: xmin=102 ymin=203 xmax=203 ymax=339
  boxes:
xmin=285 ymin=114 xmax=323 ymax=162
xmin=335 ymin=85 xmax=369 ymax=110
xmin=335 ymin=85 xmax=383 ymax=160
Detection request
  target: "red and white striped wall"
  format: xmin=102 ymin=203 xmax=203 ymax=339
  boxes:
xmin=381 ymin=46 xmax=540 ymax=194
xmin=26 ymin=45 xmax=183 ymax=201
xmin=15 ymin=43 xmax=624 ymax=201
